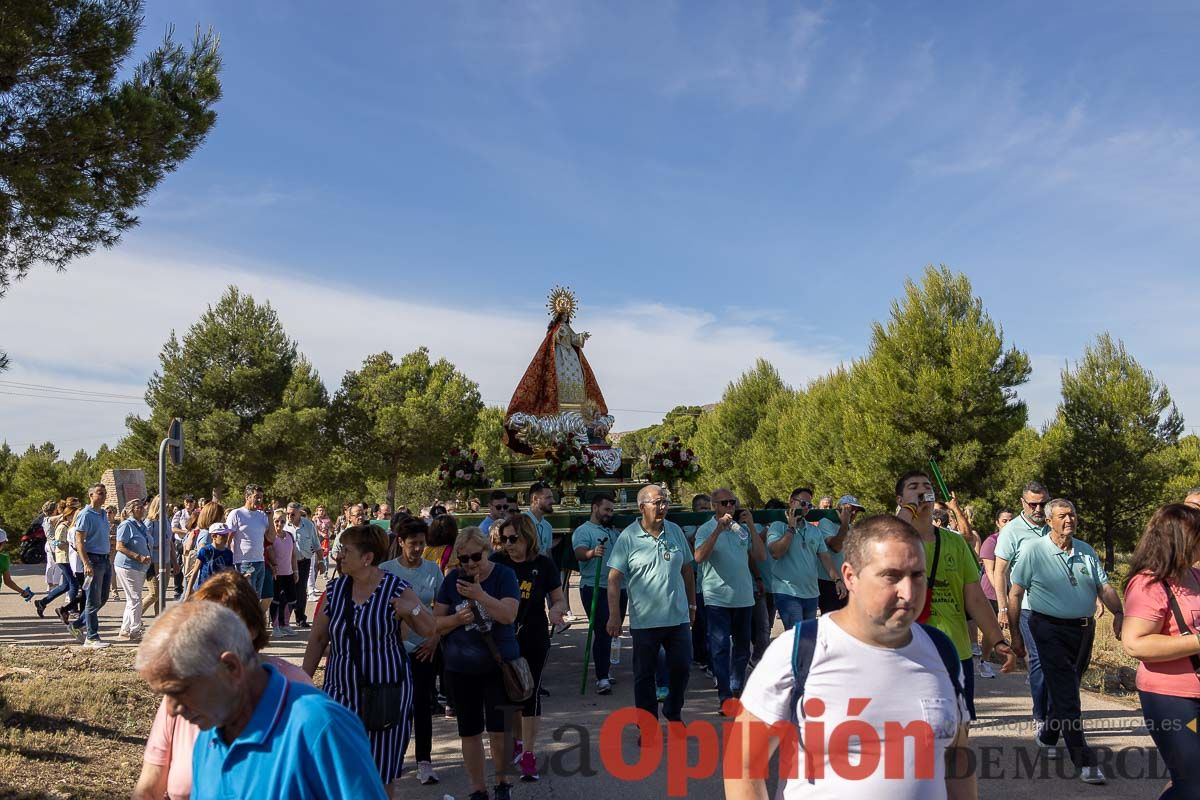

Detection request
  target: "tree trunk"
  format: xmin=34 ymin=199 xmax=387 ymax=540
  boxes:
xmin=1104 ymin=513 xmax=1115 ymax=572
xmin=386 ymin=471 xmax=397 ymax=511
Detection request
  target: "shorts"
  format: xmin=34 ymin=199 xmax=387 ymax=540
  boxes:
xmin=446 ymin=668 xmax=510 ymax=738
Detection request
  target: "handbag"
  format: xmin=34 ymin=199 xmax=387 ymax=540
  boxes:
xmin=917 ymin=529 xmax=943 ymax=624
xmin=1162 ymin=578 xmax=1200 ymax=681
xmin=341 ymin=578 xmax=408 ymax=731
xmin=471 ymin=600 xmax=535 ymax=702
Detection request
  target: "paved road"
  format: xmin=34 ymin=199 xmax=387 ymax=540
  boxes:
xmin=0 ymin=562 xmax=1170 ymax=799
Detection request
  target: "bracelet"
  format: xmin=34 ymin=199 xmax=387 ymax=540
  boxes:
xmin=688 ymin=604 xmax=697 ymax=610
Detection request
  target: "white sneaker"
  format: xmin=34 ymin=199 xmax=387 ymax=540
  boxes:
xmin=597 ymin=678 xmax=612 ymax=695
xmin=977 ymin=660 xmax=996 ymax=679
xmin=563 ymin=611 xmax=577 ymax=622
xmin=416 ymin=761 xmax=438 ymax=785
xmin=971 ymin=643 xmax=983 ymax=657
xmin=83 ymin=639 xmax=111 ymax=649
xmin=1080 ymin=766 xmax=1106 ymax=784
xmin=276 ymin=626 xmax=296 ymax=637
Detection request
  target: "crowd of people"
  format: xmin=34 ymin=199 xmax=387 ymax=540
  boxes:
xmin=8 ymin=477 xmax=1200 ymax=799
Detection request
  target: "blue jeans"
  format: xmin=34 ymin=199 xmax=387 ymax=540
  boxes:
xmin=42 ymin=565 xmax=78 ymax=605
xmin=579 ymin=585 xmax=628 ymax=681
xmin=237 ymin=560 xmax=267 ymax=597
xmin=1019 ymin=609 xmax=1048 ymax=721
xmin=1140 ymin=690 xmax=1200 ymax=797
xmin=774 ymin=593 xmax=818 ymax=631
xmin=74 ymin=553 xmax=111 ymax=641
xmin=631 ymin=623 xmax=692 ymax=721
xmin=706 ymin=604 xmax=753 ymax=701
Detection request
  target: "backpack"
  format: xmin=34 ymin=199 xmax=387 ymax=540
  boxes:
xmin=787 ymin=617 xmax=963 ymax=726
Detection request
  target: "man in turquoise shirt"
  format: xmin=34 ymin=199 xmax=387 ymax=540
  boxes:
xmin=993 ymin=480 xmax=1052 ymax=724
xmin=136 ymin=602 xmax=386 ymax=800
xmin=606 ymin=484 xmax=696 ymax=722
xmin=572 ymin=492 xmax=625 ymax=693
xmin=766 ymin=487 xmax=844 ymax=630
xmin=693 ymin=488 xmax=766 ymax=707
xmin=1008 ymin=499 xmax=1123 ymax=784
xmin=71 ymin=483 xmax=114 ymax=647
xmin=525 ymin=482 xmax=555 ymax=560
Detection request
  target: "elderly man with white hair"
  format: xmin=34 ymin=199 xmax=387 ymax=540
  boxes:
xmin=135 ymin=602 xmax=386 ymax=799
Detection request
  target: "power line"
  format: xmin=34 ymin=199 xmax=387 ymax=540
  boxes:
xmin=0 ymin=389 xmax=146 ymax=406
xmin=0 ymin=379 xmax=145 ymax=401
xmin=3 ymin=432 xmax=127 ymax=448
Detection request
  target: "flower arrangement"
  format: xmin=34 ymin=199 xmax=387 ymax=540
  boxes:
xmin=438 ymin=447 xmax=491 ymax=491
xmin=540 ymin=437 xmax=599 ymax=486
xmin=647 ymin=436 xmax=701 ymax=485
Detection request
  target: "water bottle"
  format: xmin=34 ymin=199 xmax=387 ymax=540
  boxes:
xmin=610 ymin=635 xmax=621 ymax=665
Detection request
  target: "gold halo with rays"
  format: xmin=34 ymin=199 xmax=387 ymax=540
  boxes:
xmin=546 ymin=286 xmax=578 ymax=321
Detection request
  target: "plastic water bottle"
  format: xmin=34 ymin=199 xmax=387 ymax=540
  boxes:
xmin=610 ymin=635 xmax=622 ymax=665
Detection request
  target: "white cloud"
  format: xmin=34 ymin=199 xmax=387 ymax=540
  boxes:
xmin=0 ymin=246 xmax=848 ymax=454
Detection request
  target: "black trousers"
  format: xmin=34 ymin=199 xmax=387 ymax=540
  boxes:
xmin=1029 ymin=612 xmax=1096 ymax=768
xmin=295 ymin=558 xmax=311 ymax=623
xmin=409 ymin=652 xmax=436 ymax=762
xmin=817 ymin=578 xmax=847 ymax=614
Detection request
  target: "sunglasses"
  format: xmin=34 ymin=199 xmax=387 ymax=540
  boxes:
xmin=459 ymin=551 xmax=485 ymax=563
xmin=1024 ymin=499 xmax=1047 ymax=509
xmin=501 ymin=535 xmax=520 ymax=544
xmin=715 ymin=499 xmax=736 ymax=507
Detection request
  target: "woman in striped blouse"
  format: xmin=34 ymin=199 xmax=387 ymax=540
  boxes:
xmin=303 ymin=524 xmax=436 ymax=798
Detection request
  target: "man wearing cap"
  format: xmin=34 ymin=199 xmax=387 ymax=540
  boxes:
xmin=816 ymin=495 xmax=863 ymax=614
xmin=766 ymin=487 xmax=845 ymax=630
xmin=286 ymin=503 xmax=320 ymax=629
xmin=1008 ymin=498 xmax=1122 ymax=785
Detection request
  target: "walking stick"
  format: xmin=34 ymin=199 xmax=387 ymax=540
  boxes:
xmin=928 ymin=457 xmax=952 ymax=501
xmin=581 ymin=536 xmax=607 ymax=695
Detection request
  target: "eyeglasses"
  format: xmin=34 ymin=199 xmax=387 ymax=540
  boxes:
xmin=1023 ymin=499 xmax=1047 ymax=509
xmin=459 ymin=551 xmax=485 ymax=563
xmin=715 ymin=499 xmax=736 ymax=507
xmin=795 ymin=500 xmax=813 ymax=509
xmin=640 ymin=499 xmax=670 ymax=508
xmin=501 ymin=535 xmax=520 ymax=544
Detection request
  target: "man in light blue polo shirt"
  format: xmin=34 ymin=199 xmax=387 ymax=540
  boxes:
xmin=71 ymin=483 xmax=114 ymax=648
xmin=1008 ymin=499 xmax=1123 ymax=785
xmin=693 ymin=488 xmax=766 ymax=709
xmin=136 ymin=602 xmax=385 ymax=800
xmin=766 ymin=487 xmax=844 ymax=630
xmin=572 ymin=491 xmax=624 ymax=694
xmin=525 ymin=482 xmax=555 ymax=558
xmin=993 ymin=480 xmax=1052 ymax=725
xmin=606 ymin=484 xmax=696 ymax=722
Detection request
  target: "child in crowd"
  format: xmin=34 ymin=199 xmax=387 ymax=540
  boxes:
xmin=190 ymin=524 xmax=234 ymax=589
xmin=0 ymin=529 xmax=35 ymax=600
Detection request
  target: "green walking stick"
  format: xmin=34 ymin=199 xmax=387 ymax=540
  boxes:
xmin=928 ymin=457 xmax=952 ymax=501
xmin=581 ymin=536 xmax=608 ymax=695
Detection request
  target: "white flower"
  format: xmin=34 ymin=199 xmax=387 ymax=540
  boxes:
xmin=662 ymin=458 xmax=673 ymax=468
xmin=455 ymin=469 xmax=465 ymax=478
xmin=691 ymin=463 xmax=700 ymax=473
xmin=475 ymin=460 xmax=484 ymax=471
xmin=568 ymin=456 xmax=578 ymax=465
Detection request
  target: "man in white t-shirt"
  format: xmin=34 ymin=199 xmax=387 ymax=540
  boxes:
xmin=726 ymin=514 xmax=975 ymax=800
xmin=225 ymin=484 xmax=271 ymax=598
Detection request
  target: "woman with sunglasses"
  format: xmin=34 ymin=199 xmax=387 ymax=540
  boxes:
xmin=432 ymin=527 xmax=520 ymax=800
xmin=491 ymin=515 xmax=568 ymax=782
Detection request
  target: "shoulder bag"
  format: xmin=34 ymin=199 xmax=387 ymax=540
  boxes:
xmin=341 ymin=577 xmax=409 ymax=731
xmin=1162 ymin=577 xmax=1200 ymax=681
xmin=471 ymin=595 xmax=534 ymax=702
xmin=917 ymin=529 xmax=943 ymax=624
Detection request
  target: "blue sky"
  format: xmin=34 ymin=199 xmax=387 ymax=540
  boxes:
xmin=3 ymin=1 xmax=1199 ymax=452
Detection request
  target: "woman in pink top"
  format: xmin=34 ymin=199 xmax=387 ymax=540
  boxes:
xmin=1121 ymin=503 xmax=1200 ymax=798
xmin=133 ymin=571 xmax=313 ymax=800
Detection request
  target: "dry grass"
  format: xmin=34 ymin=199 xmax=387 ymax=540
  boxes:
xmin=0 ymin=645 xmax=152 ymax=800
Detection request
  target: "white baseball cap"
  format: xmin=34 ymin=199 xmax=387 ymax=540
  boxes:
xmin=208 ymin=523 xmax=231 ymax=537
xmin=0 ymin=528 xmax=8 ymax=544
xmin=837 ymin=495 xmax=866 ymax=511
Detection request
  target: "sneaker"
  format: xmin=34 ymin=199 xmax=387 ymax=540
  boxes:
xmin=518 ymin=750 xmax=539 ymax=782
xmin=83 ymin=639 xmax=111 ymax=649
xmin=297 ymin=620 xmax=311 ymax=629
xmin=56 ymin=606 xmax=70 ymax=626
xmin=511 ymin=738 xmax=524 ymax=764
xmin=563 ymin=611 xmax=577 ymax=622
xmin=656 ymin=686 xmax=669 ymax=702
xmin=494 ymin=782 xmax=514 ymax=800
xmin=977 ymin=660 xmax=996 ymax=679
xmin=33 ymin=599 xmax=46 ymax=618
xmin=971 ymin=643 xmax=983 ymax=658
xmin=275 ymin=626 xmax=296 ymax=637
xmin=68 ymin=623 xmax=85 ymax=644
xmin=1035 ymin=725 xmax=1060 ymax=759
xmin=553 ymin=620 xmax=572 ymax=635
xmin=597 ymin=678 xmax=613 ymax=695
xmin=1080 ymin=766 xmax=1106 ymax=784
xmin=416 ymin=760 xmax=438 ymax=785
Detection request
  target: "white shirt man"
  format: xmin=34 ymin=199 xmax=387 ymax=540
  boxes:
xmin=726 ymin=514 xmax=975 ymax=800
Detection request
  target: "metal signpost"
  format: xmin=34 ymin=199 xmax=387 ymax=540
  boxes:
xmin=157 ymin=418 xmax=184 ymax=609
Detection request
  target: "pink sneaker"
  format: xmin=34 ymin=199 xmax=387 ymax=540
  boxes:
xmin=518 ymin=750 xmax=539 ymax=782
